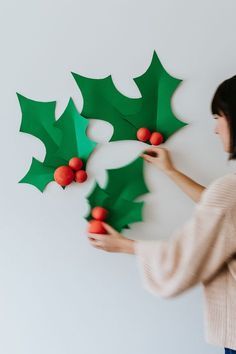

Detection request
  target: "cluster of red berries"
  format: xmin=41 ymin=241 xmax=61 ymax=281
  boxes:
xmin=54 ymin=157 xmax=87 ymax=187
xmin=88 ymin=206 xmax=109 ymax=234
xmin=137 ymin=127 xmax=164 ymax=145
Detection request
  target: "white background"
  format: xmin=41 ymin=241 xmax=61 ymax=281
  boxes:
xmin=0 ymin=0 xmax=236 ymax=353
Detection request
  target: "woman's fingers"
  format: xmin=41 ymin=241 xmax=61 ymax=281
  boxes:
xmin=140 ymin=146 xmax=175 ymax=173
xmin=102 ymin=222 xmax=117 ymax=235
xmin=144 ymin=147 xmax=159 ymax=153
xmin=141 ymin=153 xmax=155 ymax=163
xmin=89 ymin=239 xmax=103 ymax=249
xmin=87 ymin=224 xmax=126 ymax=253
xmin=88 ymin=233 xmax=106 ymax=240
xmin=144 ymin=146 xmax=165 ymax=156
xmin=141 ymin=147 xmax=162 ymax=160
xmin=88 ymin=234 xmax=105 ymax=247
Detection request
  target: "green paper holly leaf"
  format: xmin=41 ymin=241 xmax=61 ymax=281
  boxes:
xmin=17 ymin=94 xmax=63 ymax=166
xmin=18 ymin=95 xmax=97 ymax=192
xmin=53 ymin=98 xmax=97 ymax=164
xmin=19 ymin=157 xmax=55 ymax=193
xmin=105 ymin=156 xmax=149 ymax=200
xmin=86 ymin=157 xmax=149 ymax=231
xmin=72 ymin=50 xmax=188 ymax=142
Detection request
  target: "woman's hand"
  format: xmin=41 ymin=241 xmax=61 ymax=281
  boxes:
xmin=141 ymin=146 xmax=206 ymax=202
xmin=87 ymin=222 xmax=135 ymax=254
xmin=141 ymin=146 xmax=176 ymax=174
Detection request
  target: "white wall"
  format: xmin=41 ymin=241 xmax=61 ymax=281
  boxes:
xmin=0 ymin=0 xmax=236 ymax=353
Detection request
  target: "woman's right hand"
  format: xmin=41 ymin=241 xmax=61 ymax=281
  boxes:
xmin=141 ymin=146 xmax=176 ymax=174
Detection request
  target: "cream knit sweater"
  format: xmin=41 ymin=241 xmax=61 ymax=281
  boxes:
xmin=134 ymin=172 xmax=236 ymax=350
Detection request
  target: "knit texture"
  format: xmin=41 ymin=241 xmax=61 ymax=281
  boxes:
xmin=134 ymin=172 xmax=236 ymax=350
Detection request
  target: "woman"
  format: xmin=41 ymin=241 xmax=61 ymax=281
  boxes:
xmin=87 ymin=75 xmax=236 ymax=353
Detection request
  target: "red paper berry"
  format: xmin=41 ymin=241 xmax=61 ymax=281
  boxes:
xmin=88 ymin=220 xmax=107 ymax=234
xmin=75 ymin=170 xmax=88 ymax=183
xmin=150 ymin=132 xmax=164 ymax=145
xmin=69 ymin=157 xmax=83 ymax=171
xmin=137 ymin=127 xmax=152 ymax=142
xmin=92 ymin=206 xmax=108 ymax=221
xmin=54 ymin=166 xmax=74 ymax=186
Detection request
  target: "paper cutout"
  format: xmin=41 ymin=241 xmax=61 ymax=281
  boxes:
xmin=19 ymin=158 xmax=55 ymax=192
xmin=72 ymin=50 xmax=188 ymax=142
xmin=18 ymin=51 xmax=187 ymax=234
xmin=86 ymin=157 xmax=149 ymax=231
xmin=18 ymin=95 xmax=97 ymax=192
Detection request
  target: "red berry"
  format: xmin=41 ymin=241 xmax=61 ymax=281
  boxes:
xmin=75 ymin=170 xmax=88 ymax=183
xmin=54 ymin=166 xmax=74 ymax=186
xmin=137 ymin=127 xmax=152 ymax=142
xmin=150 ymin=132 xmax=164 ymax=145
xmin=92 ymin=206 xmax=108 ymax=221
xmin=69 ymin=157 xmax=83 ymax=171
xmin=88 ymin=220 xmax=107 ymax=234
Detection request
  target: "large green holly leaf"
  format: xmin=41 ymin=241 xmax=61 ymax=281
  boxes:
xmin=71 ymin=73 xmax=141 ymax=141
xmin=18 ymin=95 xmax=97 ymax=192
xmin=72 ymin=50 xmax=188 ymax=142
xmin=53 ymin=98 xmax=97 ymax=164
xmin=17 ymin=94 xmax=63 ymax=166
xmin=86 ymin=157 xmax=149 ymax=231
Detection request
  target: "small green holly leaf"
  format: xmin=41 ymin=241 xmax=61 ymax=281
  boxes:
xmin=106 ymin=198 xmax=144 ymax=232
xmin=72 ymin=50 xmax=188 ymax=142
xmin=86 ymin=183 xmax=145 ymax=231
xmin=19 ymin=157 xmax=55 ymax=192
xmin=86 ymin=184 xmax=110 ymax=220
xmin=86 ymin=156 xmax=149 ymax=231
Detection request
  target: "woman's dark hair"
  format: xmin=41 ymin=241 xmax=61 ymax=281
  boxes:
xmin=211 ymin=75 xmax=236 ymax=160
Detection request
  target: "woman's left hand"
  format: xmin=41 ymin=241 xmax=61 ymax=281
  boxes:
xmin=87 ymin=222 xmax=135 ymax=254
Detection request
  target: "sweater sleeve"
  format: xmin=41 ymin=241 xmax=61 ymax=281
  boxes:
xmin=134 ymin=176 xmax=236 ymax=299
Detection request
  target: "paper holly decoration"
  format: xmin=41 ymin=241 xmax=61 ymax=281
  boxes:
xmin=17 ymin=94 xmax=96 ymax=192
xmin=86 ymin=157 xmax=149 ymax=231
xmin=72 ymin=50 xmax=188 ymax=143
xmin=18 ymin=50 xmax=188 ymax=234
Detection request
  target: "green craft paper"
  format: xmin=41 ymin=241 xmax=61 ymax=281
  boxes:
xmin=86 ymin=156 xmax=149 ymax=231
xmin=53 ymin=98 xmax=96 ymax=163
xmin=19 ymin=157 xmax=55 ymax=192
xmin=106 ymin=197 xmax=144 ymax=231
xmin=86 ymin=183 xmax=144 ymax=231
xmin=71 ymin=73 xmax=141 ymax=141
xmin=87 ymin=183 xmax=110 ymax=207
xmin=72 ymin=50 xmax=188 ymax=142
xmin=17 ymin=94 xmax=63 ymax=166
xmin=105 ymin=156 xmax=149 ymax=201
xmin=86 ymin=184 xmax=127 ymax=230
xmin=18 ymin=95 xmax=97 ymax=192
